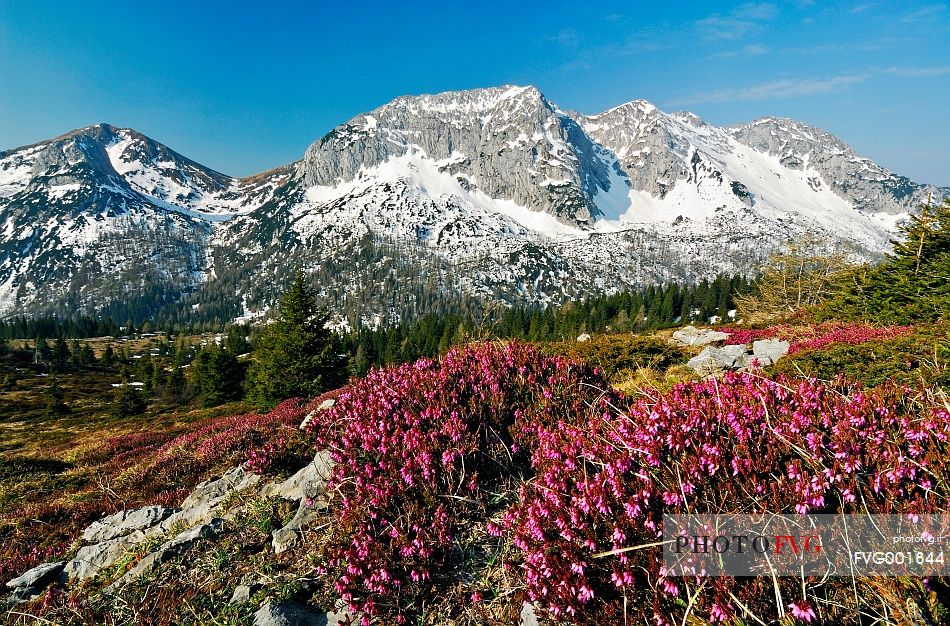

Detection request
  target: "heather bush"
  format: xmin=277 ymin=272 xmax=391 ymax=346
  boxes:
xmin=722 ymin=321 xmax=913 ymax=353
xmin=500 ymin=371 xmax=950 ymax=624
xmin=766 ymin=323 xmax=950 ymax=389
xmin=306 ymin=341 xmax=612 ymax=623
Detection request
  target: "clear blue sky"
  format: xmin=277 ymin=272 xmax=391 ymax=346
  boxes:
xmin=1 ymin=1 xmax=947 ymax=184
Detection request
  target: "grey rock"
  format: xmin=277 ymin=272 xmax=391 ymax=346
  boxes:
xmin=671 ymin=325 xmax=730 ymax=347
xmin=83 ymin=505 xmax=174 ymax=543
xmin=4 ymin=586 xmax=41 ymax=605
xmin=686 ymin=345 xmax=748 ymax=374
xmin=5 ymin=561 xmax=63 ymax=589
xmin=272 ymin=498 xmax=326 ymax=554
xmin=576 ymin=333 xmax=591 ymax=342
xmin=752 ymin=339 xmax=790 ymax=366
xmin=253 ymin=601 xmax=331 ymax=626
xmin=229 ymin=582 xmax=262 ymax=604
xmin=262 ymin=451 xmax=334 ymax=502
xmin=300 ymin=398 xmax=335 ymax=430
xmin=63 ymin=531 xmax=145 ymax=582
xmin=109 ymin=518 xmax=225 ymax=589
xmin=520 ymin=602 xmax=540 ymax=626
xmin=181 ymin=466 xmax=260 ymax=511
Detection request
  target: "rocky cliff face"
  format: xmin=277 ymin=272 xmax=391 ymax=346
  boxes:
xmin=0 ymin=87 xmax=945 ymax=323
xmin=297 ymin=86 xmax=614 ymax=225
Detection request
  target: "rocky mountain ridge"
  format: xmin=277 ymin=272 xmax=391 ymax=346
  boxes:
xmin=1 ymin=86 xmax=945 ymax=325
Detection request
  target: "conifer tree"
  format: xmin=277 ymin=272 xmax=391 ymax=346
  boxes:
xmin=192 ymin=344 xmax=243 ymax=407
xmin=246 ymin=272 xmax=346 ymax=408
xmin=44 ymin=370 xmax=68 ymax=417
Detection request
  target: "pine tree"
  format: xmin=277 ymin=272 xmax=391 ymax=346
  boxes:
xmin=44 ymin=371 xmax=68 ymax=417
xmin=101 ymin=344 xmax=115 ymax=367
xmin=246 ymin=272 xmax=346 ymax=408
xmin=53 ymin=337 xmax=70 ymax=368
xmin=836 ymin=197 xmax=950 ymax=323
xmin=191 ymin=344 xmax=243 ymax=407
xmin=112 ymin=369 xmax=146 ymax=418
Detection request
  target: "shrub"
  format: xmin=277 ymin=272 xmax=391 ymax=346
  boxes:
xmin=771 ymin=323 xmax=950 ymax=389
xmin=306 ymin=341 xmax=612 ymax=623
xmin=541 ymin=334 xmax=688 ymax=383
xmin=499 ymin=372 xmax=950 ymax=624
xmin=722 ymin=321 xmax=913 ymax=354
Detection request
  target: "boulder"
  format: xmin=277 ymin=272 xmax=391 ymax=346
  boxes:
xmin=181 ymin=466 xmax=260 ymax=511
xmin=5 ymin=562 xmax=63 ymax=590
xmin=671 ymin=325 xmax=730 ymax=347
xmin=64 ymin=531 xmax=145 ymax=581
xmin=576 ymin=333 xmax=591 ymax=342
xmin=686 ymin=345 xmax=747 ymax=374
xmin=300 ymin=399 xmax=335 ymax=431
xmin=109 ymin=518 xmax=225 ymax=589
xmin=272 ymin=498 xmax=326 ymax=554
xmin=252 ymin=601 xmax=343 ymax=626
xmin=83 ymin=505 xmax=174 ymax=543
xmin=262 ymin=451 xmax=334 ymax=502
xmin=752 ymin=339 xmax=790 ymax=366
xmin=4 ymin=586 xmax=40 ymax=606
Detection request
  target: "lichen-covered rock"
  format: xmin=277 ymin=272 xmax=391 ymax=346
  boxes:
xmin=671 ymin=325 xmax=730 ymax=347
xmin=752 ymin=338 xmax=790 ymax=366
xmin=64 ymin=531 xmax=145 ymax=581
xmin=83 ymin=505 xmax=174 ymax=543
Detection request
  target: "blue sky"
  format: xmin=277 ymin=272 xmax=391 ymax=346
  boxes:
xmin=1 ymin=1 xmax=948 ymax=184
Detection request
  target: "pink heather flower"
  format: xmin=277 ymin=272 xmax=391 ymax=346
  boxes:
xmin=789 ymin=600 xmax=816 ymax=623
xmin=709 ymin=603 xmax=732 ymax=622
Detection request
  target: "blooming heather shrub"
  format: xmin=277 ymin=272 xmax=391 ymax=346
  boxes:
xmin=500 ymin=372 xmax=950 ymax=623
xmin=723 ymin=321 xmax=913 ymax=354
xmin=117 ymin=398 xmax=307 ymax=493
xmin=307 ymin=341 xmax=613 ymax=623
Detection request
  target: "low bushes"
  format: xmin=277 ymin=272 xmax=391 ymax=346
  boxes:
xmin=722 ymin=321 xmax=914 ymax=354
xmin=501 ymin=371 xmax=950 ymax=623
xmin=542 ymin=334 xmax=688 ymax=383
xmin=0 ymin=400 xmax=311 ymax=588
xmin=305 ymin=342 xmax=612 ymax=623
xmin=306 ymin=343 xmax=950 ymax=624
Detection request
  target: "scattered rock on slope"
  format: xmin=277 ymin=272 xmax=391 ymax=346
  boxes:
xmin=670 ymin=325 xmax=730 ymax=347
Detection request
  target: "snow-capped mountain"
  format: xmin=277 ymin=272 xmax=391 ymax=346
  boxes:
xmin=0 ymin=87 xmax=944 ymax=324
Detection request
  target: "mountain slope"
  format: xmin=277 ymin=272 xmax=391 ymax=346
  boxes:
xmin=0 ymin=124 xmax=290 ymax=319
xmin=0 ymin=88 xmax=945 ymax=324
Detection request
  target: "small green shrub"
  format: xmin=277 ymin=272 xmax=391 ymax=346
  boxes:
xmin=541 ymin=334 xmax=687 ymax=382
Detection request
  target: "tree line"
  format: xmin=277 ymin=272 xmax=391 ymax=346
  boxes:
xmin=3 ymin=271 xmax=754 ymax=415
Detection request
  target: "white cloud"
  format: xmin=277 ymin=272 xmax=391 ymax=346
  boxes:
xmin=883 ymin=65 xmax=950 ymax=77
xmin=679 ymin=74 xmax=869 ymax=104
xmin=696 ymin=3 xmax=778 ymax=40
xmin=714 ymin=44 xmax=770 ymax=58
xmin=677 ymin=65 xmax=950 ymax=105
xmin=898 ymin=4 xmax=946 ymax=22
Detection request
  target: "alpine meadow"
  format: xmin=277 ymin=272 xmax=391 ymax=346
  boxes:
xmin=1 ymin=2 xmax=950 ymax=625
